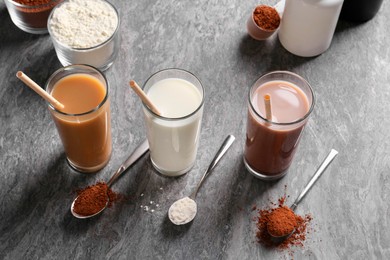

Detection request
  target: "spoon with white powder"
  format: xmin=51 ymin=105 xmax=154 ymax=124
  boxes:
xmin=168 ymin=135 xmax=235 ymax=225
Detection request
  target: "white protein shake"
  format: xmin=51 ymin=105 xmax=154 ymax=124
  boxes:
xmin=143 ymin=77 xmax=204 ymax=176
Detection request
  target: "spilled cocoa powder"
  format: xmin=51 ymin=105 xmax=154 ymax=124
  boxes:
xmin=254 ymin=193 xmax=313 ymax=251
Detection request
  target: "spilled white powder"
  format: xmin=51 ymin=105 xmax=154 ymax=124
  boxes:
xmin=49 ymin=0 xmax=118 ymax=48
xmin=168 ymin=197 xmax=197 ymax=225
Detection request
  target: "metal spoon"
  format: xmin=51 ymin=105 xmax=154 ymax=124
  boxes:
xmin=268 ymin=149 xmax=339 ymax=241
xmin=71 ymin=140 xmax=149 ymax=219
xmin=168 ymin=135 xmax=236 ymax=225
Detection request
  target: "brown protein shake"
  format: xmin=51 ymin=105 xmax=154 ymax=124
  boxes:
xmin=244 ymin=71 xmax=314 ymax=180
xmin=46 ymin=65 xmax=112 ymax=173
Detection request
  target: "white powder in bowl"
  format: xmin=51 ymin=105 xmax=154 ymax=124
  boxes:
xmin=168 ymin=197 xmax=197 ymax=225
xmin=49 ymin=0 xmax=118 ymax=49
xmin=48 ymin=0 xmax=120 ymax=70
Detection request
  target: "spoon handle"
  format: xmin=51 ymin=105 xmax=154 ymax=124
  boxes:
xmin=190 ymin=135 xmax=235 ymax=199
xmin=107 ymin=140 xmax=149 ymax=187
xmin=290 ymin=149 xmax=338 ymax=211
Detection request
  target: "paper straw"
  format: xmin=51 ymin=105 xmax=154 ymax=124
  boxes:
xmin=129 ymin=80 xmax=162 ymax=116
xmin=16 ymin=71 xmax=65 ymax=110
xmin=264 ymin=94 xmax=272 ymax=121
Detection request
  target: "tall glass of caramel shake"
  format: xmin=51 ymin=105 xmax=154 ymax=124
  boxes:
xmin=45 ymin=65 xmax=112 ymax=173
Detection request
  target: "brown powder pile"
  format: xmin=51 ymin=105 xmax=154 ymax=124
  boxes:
xmin=13 ymin=0 xmax=53 ymax=6
xmin=267 ymin=206 xmax=298 ymax=237
xmin=253 ymin=5 xmax=281 ymax=31
xmin=255 ymin=195 xmax=313 ymax=251
xmin=73 ymin=182 xmax=124 ymax=216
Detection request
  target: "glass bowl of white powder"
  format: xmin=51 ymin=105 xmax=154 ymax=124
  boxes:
xmin=47 ymin=0 xmax=120 ymax=71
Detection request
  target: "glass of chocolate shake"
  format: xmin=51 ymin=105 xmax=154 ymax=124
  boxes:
xmin=244 ymin=71 xmax=314 ymax=180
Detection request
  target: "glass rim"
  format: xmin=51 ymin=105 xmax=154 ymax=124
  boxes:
xmin=47 ymin=0 xmax=120 ymax=51
xmin=248 ymin=70 xmax=315 ymax=126
xmin=142 ymin=68 xmax=205 ymax=121
xmin=45 ymin=64 xmax=109 ymax=117
xmin=6 ymin=0 xmax=62 ymax=9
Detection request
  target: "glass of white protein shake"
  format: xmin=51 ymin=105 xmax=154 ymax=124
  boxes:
xmin=142 ymin=68 xmax=205 ymax=177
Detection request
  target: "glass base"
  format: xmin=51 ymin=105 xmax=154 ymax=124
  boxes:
xmin=6 ymin=8 xmax=49 ymax=34
xmin=14 ymin=24 xmax=48 ymax=34
xmin=67 ymin=157 xmax=110 ymax=173
xmin=151 ymin=158 xmax=193 ymax=177
xmin=244 ymin=157 xmax=288 ymax=181
xmin=57 ymin=57 xmax=115 ymax=72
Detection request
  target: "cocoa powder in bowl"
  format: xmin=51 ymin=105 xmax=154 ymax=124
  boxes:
xmin=253 ymin=5 xmax=280 ymax=31
xmin=5 ymin=0 xmax=64 ymax=33
xmin=246 ymin=5 xmax=281 ymax=40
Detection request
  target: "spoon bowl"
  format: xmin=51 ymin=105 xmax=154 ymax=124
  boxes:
xmin=267 ymin=149 xmax=338 ymax=240
xmin=70 ymin=140 xmax=149 ymax=219
xmin=267 ymin=205 xmax=297 ymax=243
xmin=168 ymin=197 xmax=197 ymax=225
xmin=268 ymin=226 xmax=294 ymax=244
xmin=71 ymin=198 xmax=108 ymax=219
xmin=168 ymin=135 xmax=235 ymax=225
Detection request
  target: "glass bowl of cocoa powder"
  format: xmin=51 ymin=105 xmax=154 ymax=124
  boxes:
xmin=247 ymin=5 xmax=281 ymax=41
xmin=4 ymin=0 xmax=64 ymax=34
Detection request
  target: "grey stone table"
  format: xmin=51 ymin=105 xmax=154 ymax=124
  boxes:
xmin=1 ymin=0 xmax=389 ymax=259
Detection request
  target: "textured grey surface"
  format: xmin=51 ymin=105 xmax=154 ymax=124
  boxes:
xmin=1 ymin=0 xmax=389 ymax=259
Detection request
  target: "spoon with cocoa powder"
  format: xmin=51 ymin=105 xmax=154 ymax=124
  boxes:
xmin=267 ymin=149 xmax=338 ymax=242
xmin=71 ymin=140 xmax=149 ymax=219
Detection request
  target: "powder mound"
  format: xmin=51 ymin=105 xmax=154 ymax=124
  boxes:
xmin=267 ymin=206 xmax=298 ymax=237
xmin=255 ymin=195 xmax=312 ymax=251
xmin=13 ymin=0 xmax=52 ymax=6
xmin=49 ymin=0 xmax=118 ymax=48
xmin=253 ymin=5 xmax=280 ymax=31
xmin=73 ymin=182 xmax=108 ymax=216
xmin=168 ymin=197 xmax=197 ymax=225
xmin=73 ymin=181 xmax=123 ymax=216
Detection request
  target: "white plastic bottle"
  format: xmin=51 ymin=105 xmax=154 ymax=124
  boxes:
xmin=278 ymin=0 xmax=344 ymax=57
